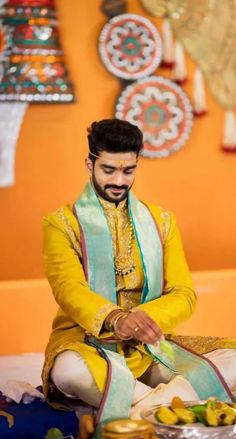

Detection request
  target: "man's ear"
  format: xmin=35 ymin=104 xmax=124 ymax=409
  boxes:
xmin=85 ymin=158 xmax=93 ymax=176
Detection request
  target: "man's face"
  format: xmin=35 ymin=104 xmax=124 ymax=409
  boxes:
xmin=86 ymin=151 xmax=138 ymax=203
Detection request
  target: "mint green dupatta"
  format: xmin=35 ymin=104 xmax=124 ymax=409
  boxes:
xmin=146 ymin=341 xmax=234 ymax=402
xmin=74 ymin=182 xmax=163 ymax=304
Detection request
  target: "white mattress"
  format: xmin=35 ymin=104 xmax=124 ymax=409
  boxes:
xmin=0 ymin=353 xmax=44 ymax=388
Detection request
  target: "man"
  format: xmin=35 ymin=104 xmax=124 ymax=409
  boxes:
xmin=42 ymin=119 xmax=236 ymax=422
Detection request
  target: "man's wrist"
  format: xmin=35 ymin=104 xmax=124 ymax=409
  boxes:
xmin=104 ymin=310 xmax=122 ymax=331
xmin=104 ymin=310 xmax=127 ymax=331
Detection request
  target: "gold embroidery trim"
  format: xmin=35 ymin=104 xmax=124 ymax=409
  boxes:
xmin=161 ymin=211 xmax=171 ymax=242
xmin=118 ymin=290 xmax=142 ymax=312
xmin=92 ymin=303 xmax=121 ymax=336
xmin=56 ymin=207 xmax=82 ymax=257
xmin=168 ymin=335 xmax=236 ymax=355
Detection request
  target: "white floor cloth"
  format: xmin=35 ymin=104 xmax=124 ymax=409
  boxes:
xmin=0 ymin=353 xmax=44 ymax=388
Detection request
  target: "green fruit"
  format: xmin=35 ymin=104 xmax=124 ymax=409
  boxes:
xmin=190 ymin=405 xmax=207 ymax=424
xmin=45 ymin=428 xmax=64 ymax=439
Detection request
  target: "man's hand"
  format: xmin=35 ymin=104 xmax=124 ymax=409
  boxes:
xmin=116 ymin=310 xmax=163 ymax=345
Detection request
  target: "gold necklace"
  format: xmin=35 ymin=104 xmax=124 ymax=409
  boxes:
xmin=114 ymin=220 xmax=136 ymax=276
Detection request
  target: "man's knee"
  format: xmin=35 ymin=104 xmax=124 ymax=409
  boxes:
xmin=205 ymin=349 xmax=236 ymax=390
xmin=51 ymin=350 xmax=102 ymax=406
xmin=51 ymin=350 xmax=89 ymax=394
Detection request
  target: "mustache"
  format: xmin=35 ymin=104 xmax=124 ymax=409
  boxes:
xmin=105 ymin=185 xmax=128 ymax=190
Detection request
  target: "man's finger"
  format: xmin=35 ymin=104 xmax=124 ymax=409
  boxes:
xmin=131 ymin=321 xmax=159 ymax=344
xmin=130 ymin=313 xmax=162 ymax=338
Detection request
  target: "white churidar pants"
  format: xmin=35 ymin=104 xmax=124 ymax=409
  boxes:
xmin=51 ymin=349 xmax=236 ymax=408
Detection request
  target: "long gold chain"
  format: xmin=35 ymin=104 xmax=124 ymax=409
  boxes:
xmin=114 ymin=220 xmax=136 ymax=276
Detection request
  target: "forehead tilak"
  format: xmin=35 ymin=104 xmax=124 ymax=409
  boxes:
xmin=89 ymin=151 xmax=138 ymax=169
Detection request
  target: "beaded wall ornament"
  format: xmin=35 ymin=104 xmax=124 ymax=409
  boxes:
xmin=0 ymin=0 xmax=75 ymax=186
xmin=98 ymin=5 xmax=193 ymax=158
xmin=99 ymin=13 xmax=162 ymax=81
xmin=0 ymin=0 xmax=75 ymax=102
xmin=115 ymin=76 xmax=193 ymax=158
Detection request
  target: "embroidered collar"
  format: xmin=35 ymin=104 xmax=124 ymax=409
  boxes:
xmin=99 ymin=197 xmax=127 ymax=212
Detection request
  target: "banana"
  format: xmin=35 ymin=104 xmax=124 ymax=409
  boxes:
xmin=222 ymin=413 xmax=236 ymax=426
xmin=156 ymin=399 xmax=196 ymax=425
xmin=205 ymin=407 xmax=220 ymax=426
xmin=173 ymin=408 xmax=196 ymax=424
xmin=219 ymin=402 xmax=236 ymax=417
xmin=155 ymin=397 xmax=236 ymax=427
xmin=155 ymin=406 xmax=178 ymax=425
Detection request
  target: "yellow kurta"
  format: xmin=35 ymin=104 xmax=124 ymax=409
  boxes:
xmin=42 ymin=197 xmax=236 ymax=404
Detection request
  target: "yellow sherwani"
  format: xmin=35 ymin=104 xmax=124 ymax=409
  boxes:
xmin=42 ymin=196 xmax=236 ymax=404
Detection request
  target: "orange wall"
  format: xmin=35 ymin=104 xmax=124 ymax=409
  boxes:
xmin=0 ymin=0 xmax=236 ymax=280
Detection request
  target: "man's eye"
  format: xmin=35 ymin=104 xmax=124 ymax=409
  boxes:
xmin=124 ymin=170 xmax=134 ymax=175
xmin=104 ymin=170 xmax=114 ymax=174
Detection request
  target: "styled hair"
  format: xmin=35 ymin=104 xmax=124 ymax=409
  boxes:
xmin=87 ymin=119 xmax=143 ymax=162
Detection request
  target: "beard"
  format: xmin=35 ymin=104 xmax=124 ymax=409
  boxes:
xmin=91 ymin=172 xmax=131 ymax=203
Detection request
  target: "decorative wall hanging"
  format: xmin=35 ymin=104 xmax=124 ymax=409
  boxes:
xmin=115 ymin=76 xmax=193 ymax=158
xmin=99 ymin=13 xmax=162 ymax=80
xmin=0 ymin=0 xmax=75 ymax=187
xmin=0 ymin=0 xmax=74 ymax=102
xmin=140 ymin=0 xmax=236 ymax=152
xmin=98 ymin=9 xmax=193 ymax=158
xmin=0 ymin=24 xmax=13 ymax=63
xmin=167 ymin=0 xmax=236 ymax=110
xmin=160 ymin=17 xmax=174 ymax=68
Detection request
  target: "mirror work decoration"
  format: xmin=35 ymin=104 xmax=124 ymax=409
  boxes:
xmin=115 ymin=76 xmax=192 ymax=158
xmin=0 ymin=0 xmax=74 ymax=102
xmin=0 ymin=0 xmax=75 ymax=187
xmin=99 ymin=13 xmax=162 ymax=80
xmin=98 ymin=9 xmax=193 ymax=158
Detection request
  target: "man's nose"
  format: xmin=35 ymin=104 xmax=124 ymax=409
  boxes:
xmin=112 ymin=171 xmax=126 ymax=186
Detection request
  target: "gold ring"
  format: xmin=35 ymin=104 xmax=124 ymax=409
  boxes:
xmin=134 ymin=327 xmax=139 ymax=333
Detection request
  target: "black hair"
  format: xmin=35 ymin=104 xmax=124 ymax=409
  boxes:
xmin=87 ymin=119 xmax=143 ymax=162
